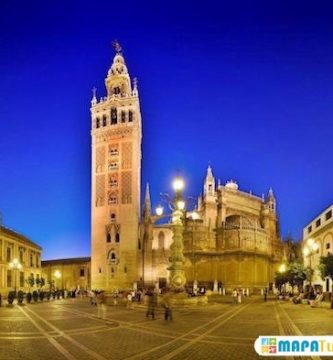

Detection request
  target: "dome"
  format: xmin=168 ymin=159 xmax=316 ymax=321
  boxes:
xmin=225 ymin=180 xmax=239 ymax=190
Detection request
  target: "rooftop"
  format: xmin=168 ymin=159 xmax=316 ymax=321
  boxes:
xmin=0 ymin=225 xmax=42 ymax=251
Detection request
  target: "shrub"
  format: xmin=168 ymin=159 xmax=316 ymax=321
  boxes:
xmin=17 ymin=291 xmax=24 ymax=305
xmin=26 ymin=292 xmax=32 ymax=303
xmin=7 ymin=291 xmax=15 ymax=305
xmin=32 ymin=290 xmax=38 ymax=302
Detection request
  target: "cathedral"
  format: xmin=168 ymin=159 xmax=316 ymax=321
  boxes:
xmin=90 ymin=45 xmax=283 ymax=293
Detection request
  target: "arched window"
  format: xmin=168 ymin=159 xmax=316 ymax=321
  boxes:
xmin=121 ymin=111 xmax=126 ymax=123
xmin=116 ymin=233 xmax=120 ymax=243
xmin=111 ymin=252 xmax=116 ymax=260
xmin=110 ymin=213 xmax=116 ymax=222
xmin=102 ymin=115 xmax=107 ymax=127
xmin=107 ymin=233 xmax=111 ymax=243
xmin=128 ymin=111 xmax=133 ymax=122
xmin=111 ymin=108 xmax=117 ymax=124
xmin=96 ymin=117 xmax=100 ymax=128
xmin=158 ymin=231 xmax=165 ymax=250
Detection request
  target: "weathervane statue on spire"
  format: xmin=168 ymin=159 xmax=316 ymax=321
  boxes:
xmin=112 ymin=40 xmax=122 ymax=54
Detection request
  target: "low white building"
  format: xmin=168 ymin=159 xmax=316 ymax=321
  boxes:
xmin=303 ymin=204 xmax=333 ymax=292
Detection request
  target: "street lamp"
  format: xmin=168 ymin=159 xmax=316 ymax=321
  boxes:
xmin=303 ymin=238 xmax=319 ymax=287
xmin=168 ymin=176 xmax=187 ymax=292
xmin=54 ymin=270 xmax=61 ymax=289
xmin=9 ymin=258 xmax=22 ymax=294
xmin=279 ymin=264 xmax=286 ymax=274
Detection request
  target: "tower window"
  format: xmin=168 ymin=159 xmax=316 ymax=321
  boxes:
xmin=109 ymin=147 xmax=118 ymax=156
xmin=102 ymin=115 xmax=107 ymax=127
xmin=113 ymin=87 xmax=120 ymax=95
xmin=108 ymin=161 xmax=118 ymax=171
xmin=128 ymin=111 xmax=133 ymax=122
xmin=116 ymin=233 xmax=120 ymax=243
xmin=80 ymin=269 xmax=85 ymax=277
xmin=96 ymin=118 xmax=100 ymax=128
xmin=111 ymin=108 xmax=117 ymax=124
xmin=110 ymin=213 xmax=116 ymax=222
xmin=124 ymin=266 xmax=127 ymax=273
xmin=107 ymin=233 xmax=111 ymax=243
xmin=108 ymin=194 xmax=117 ymax=204
xmin=99 ymin=267 xmax=102 ymax=273
xmin=109 ymin=177 xmax=118 ymax=187
xmin=121 ymin=111 xmax=126 ymax=123
xmin=111 ymin=252 xmax=116 ymax=260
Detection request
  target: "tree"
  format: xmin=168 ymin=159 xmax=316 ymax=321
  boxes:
xmin=320 ymin=254 xmax=333 ymax=308
xmin=274 ymin=272 xmax=288 ymax=292
xmin=25 ymin=275 xmax=35 ymax=291
xmin=286 ymin=262 xmax=307 ymax=292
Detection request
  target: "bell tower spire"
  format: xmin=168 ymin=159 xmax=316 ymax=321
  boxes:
xmin=91 ymin=42 xmax=142 ymax=291
xmin=143 ymin=183 xmax=151 ymax=218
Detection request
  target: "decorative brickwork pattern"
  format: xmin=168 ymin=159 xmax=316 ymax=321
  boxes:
xmin=96 ymin=175 xmax=105 ymax=207
xmin=121 ymin=142 xmax=132 ymax=169
xmin=96 ymin=147 xmax=105 ymax=173
xmin=121 ymin=172 xmax=132 ymax=204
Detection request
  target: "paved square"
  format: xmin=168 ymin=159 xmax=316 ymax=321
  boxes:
xmin=0 ymin=296 xmax=331 ymax=359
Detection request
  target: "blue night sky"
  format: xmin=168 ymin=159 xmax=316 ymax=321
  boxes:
xmin=1 ymin=1 xmax=333 ymax=259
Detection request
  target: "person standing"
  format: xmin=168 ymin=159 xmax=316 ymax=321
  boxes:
xmin=237 ymin=289 xmax=242 ymax=304
xmin=127 ymin=292 xmax=133 ymax=309
xmin=96 ymin=291 xmax=106 ymax=320
xmin=146 ymin=290 xmax=157 ymax=319
xmin=264 ymin=287 xmax=268 ymax=302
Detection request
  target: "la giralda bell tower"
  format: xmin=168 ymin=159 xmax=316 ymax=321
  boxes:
xmin=91 ymin=42 xmax=142 ymax=290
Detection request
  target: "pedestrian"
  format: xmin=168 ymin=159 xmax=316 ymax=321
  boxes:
xmin=163 ymin=294 xmax=172 ymax=321
xmin=264 ymin=287 xmax=268 ymax=302
xmin=137 ymin=289 xmax=142 ymax=303
xmin=127 ymin=292 xmax=133 ymax=309
xmin=146 ymin=291 xmax=157 ymax=319
xmin=96 ymin=291 xmax=106 ymax=320
xmin=237 ymin=289 xmax=242 ymax=304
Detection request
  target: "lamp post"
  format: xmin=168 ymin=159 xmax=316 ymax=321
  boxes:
xmin=9 ymin=258 xmax=22 ymax=294
xmin=154 ymin=176 xmax=187 ymax=292
xmin=303 ymin=238 xmax=319 ymax=288
xmin=54 ymin=270 xmax=61 ymax=290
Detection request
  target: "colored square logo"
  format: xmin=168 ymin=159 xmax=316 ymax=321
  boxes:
xmin=261 ymin=338 xmax=269 ymax=345
xmin=269 ymin=338 xmax=277 ymax=345
xmin=261 ymin=346 xmax=269 ymax=353
xmin=269 ymin=346 xmax=277 ymax=354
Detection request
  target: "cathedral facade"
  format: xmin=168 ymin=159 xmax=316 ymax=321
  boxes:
xmin=91 ymin=46 xmax=283 ymax=292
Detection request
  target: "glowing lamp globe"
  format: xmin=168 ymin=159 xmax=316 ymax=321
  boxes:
xmin=172 ymin=177 xmax=185 ymax=192
xmin=156 ymin=205 xmax=163 ymax=216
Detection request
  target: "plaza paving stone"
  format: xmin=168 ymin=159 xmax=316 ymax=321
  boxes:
xmin=0 ymin=296 xmax=331 ymax=359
